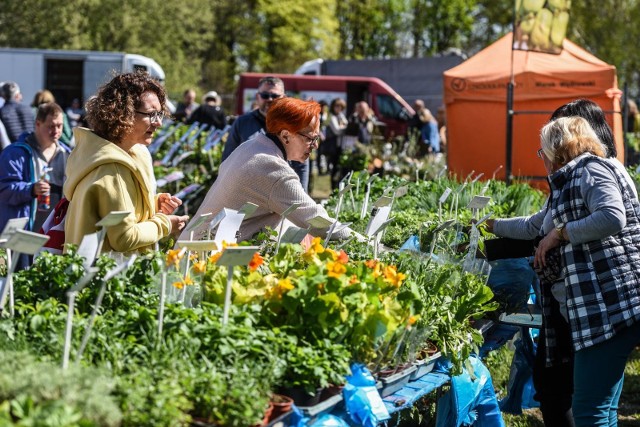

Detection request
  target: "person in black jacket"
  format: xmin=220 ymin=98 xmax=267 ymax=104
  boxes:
xmin=187 ymin=91 xmax=226 ymax=130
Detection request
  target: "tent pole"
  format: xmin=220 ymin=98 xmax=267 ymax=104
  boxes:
xmin=506 ymin=83 xmax=514 ymax=186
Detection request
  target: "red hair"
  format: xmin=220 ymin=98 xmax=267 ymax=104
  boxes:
xmin=266 ymin=97 xmax=320 ymax=134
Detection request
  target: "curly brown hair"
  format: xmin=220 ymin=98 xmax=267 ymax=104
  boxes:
xmin=85 ymin=72 xmax=167 ymax=143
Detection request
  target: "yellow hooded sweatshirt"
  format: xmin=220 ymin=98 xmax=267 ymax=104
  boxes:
xmin=64 ymin=127 xmax=171 ymax=253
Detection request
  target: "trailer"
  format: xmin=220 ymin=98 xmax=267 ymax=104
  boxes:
xmin=295 ymin=55 xmax=465 ymax=113
xmin=0 ymin=48 xmax=165 ymax=108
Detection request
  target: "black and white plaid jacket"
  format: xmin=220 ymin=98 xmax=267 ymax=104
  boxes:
xmin=548 ymin=153 xmax=640 ymax=352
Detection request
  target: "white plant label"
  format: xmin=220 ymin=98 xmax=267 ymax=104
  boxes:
xmin=467 ymin=196 xmax=491 ymax=210
xmin=307 ymin=216 xmax=333 ymax=230
xmin=214 ymin=209 xmax=245 ymax=244
xmin=77 ymin=232 xmax=101 ymax=270
xmin=0 ymin=217 xmax=29 ymax=245
xmin=5 ymin=230 xmax=49 ymax=255
xmin=280 ymin=226 xmax=309 ymax=244
xmin=96 ymin=211 xmax=130 ymax=228
xmin=238 ymin=202 xmax=259 ymax=217
xmin=176 ymin=240 xmax=219 ymax=252
xmin=439 ymin=188 xmax=452 ymax=204
xmin=216 ymin=246 xmax=260 ymax=267
xmin=185 ymin=212 xmax=213 ymax=233
xmin=373 ymin=196 xmax=393 ymax=208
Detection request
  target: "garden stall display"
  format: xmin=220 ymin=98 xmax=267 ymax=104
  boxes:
xmin=443 ymin=32 xmax=622 ymax=186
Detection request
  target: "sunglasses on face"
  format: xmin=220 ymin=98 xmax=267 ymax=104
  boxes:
xmin=258 ymin=92 xmax=283 ymax=100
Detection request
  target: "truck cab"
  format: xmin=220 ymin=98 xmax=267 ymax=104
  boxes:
xmin=236 ymin=73 xmax=414 ymax=138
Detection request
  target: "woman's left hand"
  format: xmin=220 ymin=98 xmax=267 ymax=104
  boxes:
xmin=534 ymin=230 xmax=563 ymax=269
xmin=157 ymin=193 xmax=182 ymax=214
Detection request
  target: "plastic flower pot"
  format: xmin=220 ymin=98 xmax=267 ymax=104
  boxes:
xmin=269 ymin=394 xmax=294 ymax=420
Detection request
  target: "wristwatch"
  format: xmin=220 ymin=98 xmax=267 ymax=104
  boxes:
xmin=555 ymin=223 xmax=566 ymax=241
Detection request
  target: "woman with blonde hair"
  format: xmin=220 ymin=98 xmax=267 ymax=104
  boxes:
xmin=535 ymin=116 xmax=640 ymax=426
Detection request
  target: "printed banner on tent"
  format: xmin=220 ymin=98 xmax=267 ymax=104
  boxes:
xmin=513 ymin=0 xmax=571 ymax=54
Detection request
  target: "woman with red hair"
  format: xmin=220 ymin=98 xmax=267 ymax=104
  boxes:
xmin=182 ymin=97 xmax=358 ymax=242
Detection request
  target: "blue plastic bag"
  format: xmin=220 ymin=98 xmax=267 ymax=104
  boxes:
xmin=487 ymin=258 xmax=536 ymax=313
xmin=399 ymin=234 xmax=421 ymax=252
xmin=436 ymin=355 xmax=505 ymax=427
xmin=309 ymin=414 xmax=350 ymax=426
xmin=499 ymin=328 xmax=539 ymax=414
xmin=343 ymin=364 xmax=390 ymax=427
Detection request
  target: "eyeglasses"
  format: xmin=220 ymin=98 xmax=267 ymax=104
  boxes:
xmin=136 ymin=110 xmax=165 ymax=122
xmin=258 ymin=92 xmax=284 ymax=100
xmin=536 ymin=148 xmax=545 ymax=159
xmin=297 ymin=132 xmax=320 ymax=146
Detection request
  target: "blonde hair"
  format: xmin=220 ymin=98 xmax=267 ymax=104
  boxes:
xmin=540 ymin=116 xmax=607 ymax=166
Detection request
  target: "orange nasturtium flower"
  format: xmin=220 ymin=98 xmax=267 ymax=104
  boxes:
xmin=337 ymin=249 xmax=349 ymax=264
xmin=208 ymin=251 xmax=223 ymax=264
xmin=365 ymin=259 xmax=378 ymax=270
xmin=192 ymin=261 xmax=206 ymax=274
xmin=326 ymin=260 xmax=347 ymax=278
xmin=248 ymin=252 xmax=264 ymax=271
xmin=172 ymin=276 xmax=193 ymax=289
xmin=166 ymin=249 xmax=185 ymax=268
xmin=383 ymin=265 xmax=406 ymax=288
xmin=408 ymin=315 xmax=419 ymax=326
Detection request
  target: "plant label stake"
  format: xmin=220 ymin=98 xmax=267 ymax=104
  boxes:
xmin=0 ymin=230 xmax=49 ymax=316
xmin=279 ymin=226 xmax=309 ymax=245
xmin=452 ymin=182 xmax=467 ymax=218
xmin=365 ymin=197 xmax=392 ymax=236
xmin=471 ymin=172 xmax=484 ymax=184
xmin=63 ymin=267 xmax=99 ymax=369
xmin=334 ymin=183 xmax=353 ymax=217
xmin=437 ymin=165 xmax=448 ymax=179
xmin=492 ymin=164 xmax=503 ymax=180
xmin=75 ymin=255 xmax=137 ymax=363
xmin=158 ymin=247 xmax=186 ymax=339
xmin=0 ymin=217 xmax=29 ymax=316
xmin=438 ymin=188 xmax=452 ymax=221
xmin=214 ymin=208 xmax=245 ymax=244
xmin=429 ymin=219 xmax=456 ymax=259
xmin=156 ymin=170 xmax=185 ymax=188
xmin=467 ymin=195 xmax=491 ymax=220
xmin=275 ymin=203 xmax=302 ymax=255
xmin=94 ymin=211 xmax=131 ymax=256
xmin=217 ymin=247 xmax=260 ymax=326
xmin=360 ymin=174 xmax=379 ymax=220
xmin=369 ymin=217 xmax=394 ymax=259
xmin=307 ymin=215 xmax=333 ymax=230
xmin=0 ymin=217 xmax=29 ymax=245
xmin=238 ymin=202 xmax=259 ymax=218
xmin=324 ymin=222 xmax=352 ymax=249
xmin=464 ymin=170 xmax=476 ymax=183
xmin=184 ymin=212 xmax=213 ymax=241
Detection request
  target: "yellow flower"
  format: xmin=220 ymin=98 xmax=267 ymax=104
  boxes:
xmin=383 ymin=265 xmax=406 ymax=288
xmin=278 ymin=278 xmax=294 ymax=291
xmin=268 ymin=277 xmax=295 ymax=300
xmin=189 ymin=253 xmax=198 ymax=261
xmin=349 ymin=275 xmax=359 ymax=285
xmin=408 ymin=315 xmax=419 ymax=326
xmin=327 ymin=260 xmax=347 ymax=279
xmin=325 ymin=247 xmax=338 ymax=261
xmin=309 ymin=237 xmax=324 ymax=254
xmin=183 ymin=275 xmax=193 ymax=286
xmin=192 ymin=261 xmax=206 ymax=274
xmin=172 ymin=280 xmax=184 ymax=290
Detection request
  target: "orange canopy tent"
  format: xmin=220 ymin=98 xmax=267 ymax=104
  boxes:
xmin=443 ymin=32 xmax=622 ymax=186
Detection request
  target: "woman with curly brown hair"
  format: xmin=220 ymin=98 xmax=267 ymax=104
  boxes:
xmin=63 ymin=72 xmax=188 ymax=253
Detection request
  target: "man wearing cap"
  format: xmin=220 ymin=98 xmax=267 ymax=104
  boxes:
xmin=187 ymin=90 xmax=226 ymax=130
xmin=0 ymin=81 xmax=34 ymax=143
xmin=222 ymin=76 xmax=310 ymax=192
